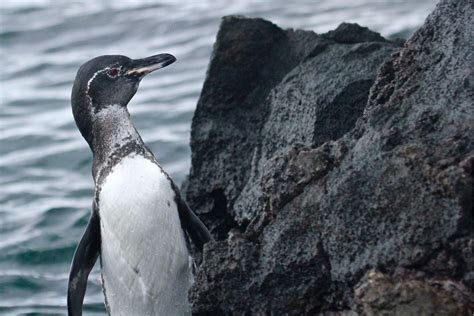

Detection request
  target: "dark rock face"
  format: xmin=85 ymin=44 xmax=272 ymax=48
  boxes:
xmin=184 ymin=16 xmax=322 ymax=239
xmin=184 ymin=0 xmax=474 ymax=314
xmin=184 ymin=17 xmax=400 ymax=238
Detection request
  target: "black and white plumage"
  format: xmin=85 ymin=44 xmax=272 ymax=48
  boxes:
xmin=67 ymin=54 xmax=212 ymax=315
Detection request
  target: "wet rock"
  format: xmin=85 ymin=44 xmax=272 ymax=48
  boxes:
xmin=185 ymin=0 xmax=474 ymax=314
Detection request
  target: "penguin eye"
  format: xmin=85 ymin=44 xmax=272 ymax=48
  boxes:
xmin=107 ymin=68 xmax=119 ymax=78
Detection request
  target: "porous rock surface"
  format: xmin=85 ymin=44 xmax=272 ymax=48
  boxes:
xmin=183 ymin=0 xmax=474 ymax=314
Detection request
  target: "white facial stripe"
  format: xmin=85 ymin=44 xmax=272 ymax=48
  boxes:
xmin=85 ymin=68 xmax=107 ymax=115
xmin=86 ymin=68 xmax=108 ymax=94
xmin=85 ymin=64 xmax=121 ymax=111
xmin=85 ymin=64 xmax=121 ymax=94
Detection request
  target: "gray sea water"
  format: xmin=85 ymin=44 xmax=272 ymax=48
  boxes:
xmin=0 ymin=0 xmax=438 ymax=314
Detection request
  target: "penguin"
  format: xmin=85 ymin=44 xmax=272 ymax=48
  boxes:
xmin=67 ymin=53 xmax=213 ymax=316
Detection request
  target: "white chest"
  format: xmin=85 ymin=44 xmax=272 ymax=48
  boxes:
xmin=98 ymin=155 xmax=192 ymax=315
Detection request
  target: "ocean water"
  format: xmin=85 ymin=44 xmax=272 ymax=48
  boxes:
xmin=0 ymin=0 xmax=438 ymax=314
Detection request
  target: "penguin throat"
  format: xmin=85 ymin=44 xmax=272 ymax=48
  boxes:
xmin=91 ymin=104 xmax=144 ymax=180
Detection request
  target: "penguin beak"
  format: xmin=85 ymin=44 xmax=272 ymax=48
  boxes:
xmin=126 ymin=53 xmax=176 ymax=77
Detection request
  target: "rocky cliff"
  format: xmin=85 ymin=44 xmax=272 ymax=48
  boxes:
xmin=183 ymin=0 xmax=474 ymax=314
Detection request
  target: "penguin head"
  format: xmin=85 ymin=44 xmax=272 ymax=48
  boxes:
xmin=71 ymin=54 xmax=176 ymax=144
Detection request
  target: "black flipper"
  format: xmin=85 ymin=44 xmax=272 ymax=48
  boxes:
xmin=67 ymin=205 xmax=101 ymax=316
xmin=172 ymin=184 xmax=214 ymax=251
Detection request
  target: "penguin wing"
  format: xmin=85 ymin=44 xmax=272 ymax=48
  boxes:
xmin=172 ymin=184 xmax=214 ymax=251
xmin=67 ymin=203 xmax=101 ymax=316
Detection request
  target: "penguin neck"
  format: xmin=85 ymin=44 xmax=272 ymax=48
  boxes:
xmin=90 ymin=104 xmax=145 ymax=183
